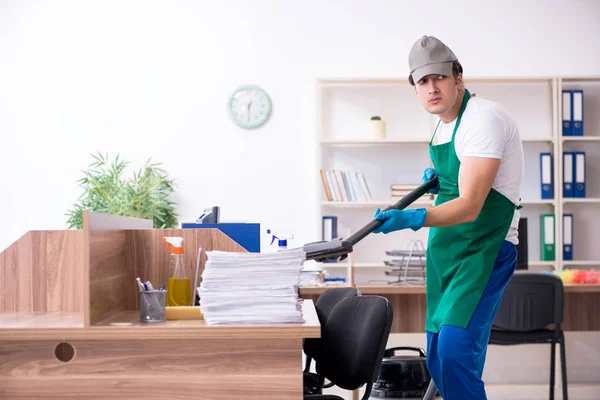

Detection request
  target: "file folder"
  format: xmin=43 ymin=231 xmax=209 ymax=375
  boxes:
xmin=322 ymin=215 xmax=338 ymax=263
xmin=562 ymin=90 xmax=573 ymax=136
xmin=322 ymin=216 xmax=338 ymax=242
xmin=574 ymin=151 xmax=586 ymax=197
xmin=563 ymin=213 xmax=573 ymax=260
xmin=540 ymin=213 xmax=555 ymax=261
xmin=572 ymin=90 xmax=584 ymax=136
xmin=540 ymin=152 xmax=553 ymax=199
xmin=563 ymin=152 xmax=574 ymax=197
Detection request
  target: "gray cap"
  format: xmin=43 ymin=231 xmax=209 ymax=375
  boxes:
xmin=409 ymin=35 xmax=458 ymax=83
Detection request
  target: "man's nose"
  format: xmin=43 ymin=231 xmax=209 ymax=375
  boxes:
xmin=428 ymin=81 xmax=439 ymax=94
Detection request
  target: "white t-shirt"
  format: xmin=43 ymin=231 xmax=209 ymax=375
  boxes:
xmin=431 ymin=94 xmax=524 ymax=245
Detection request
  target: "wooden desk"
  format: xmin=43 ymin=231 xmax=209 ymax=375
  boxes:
xmin=300 ymin=283 xmax=600 ymax=332
xmin=0 ymin=212 xmax=319 ymax=399
xmin=0 ymin=300 xmax=319 ymax=399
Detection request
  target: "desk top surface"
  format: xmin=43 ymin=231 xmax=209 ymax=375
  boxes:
xmin=0 ymin=300 xmax=320 ymax=340
xmin=300 ymin=283 xmax=600 ymax=295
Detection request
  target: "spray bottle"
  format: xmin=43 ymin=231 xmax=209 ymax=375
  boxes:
xmin=163 ymin=237 xmax=192 ymax=307
xmin=267 ymin=229 xmax=294 ymax=251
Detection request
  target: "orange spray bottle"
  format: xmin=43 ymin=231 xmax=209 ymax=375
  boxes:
xmin=163 ymin=237 xmax=192 ymax=306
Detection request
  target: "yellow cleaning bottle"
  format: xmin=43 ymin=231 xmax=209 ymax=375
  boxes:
xmin=163 ymin=237 xmax=192 ymax=306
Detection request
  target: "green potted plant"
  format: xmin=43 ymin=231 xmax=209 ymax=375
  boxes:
xmin=66 ymin=152 xmax=179 ymax=229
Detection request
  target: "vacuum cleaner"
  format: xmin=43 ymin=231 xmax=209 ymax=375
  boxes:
xmin=300 ymin=173 xmax=441 ymax=400
xmin=302 ymin=174 xmax=439 ymax=263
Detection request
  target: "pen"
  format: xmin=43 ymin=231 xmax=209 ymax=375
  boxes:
xmin=136 ymin=277 xmax=145 ymax=292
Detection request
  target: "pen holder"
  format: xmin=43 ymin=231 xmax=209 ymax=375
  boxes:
xmin=139 ymin=290 xmax=167 ymax=323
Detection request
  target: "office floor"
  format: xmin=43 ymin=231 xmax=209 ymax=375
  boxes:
xmin=362 ymin=384 xmax=600 ymax=399
xmin=484 ymin=384 xmax=600 ymax=399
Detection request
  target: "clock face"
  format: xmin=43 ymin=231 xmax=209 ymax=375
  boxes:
xmin=227 ymin=85 xmax=272 ymax=129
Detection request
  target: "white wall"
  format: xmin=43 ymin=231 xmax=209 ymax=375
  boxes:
xmin=1 ymin=0 xmax=600 ymax=252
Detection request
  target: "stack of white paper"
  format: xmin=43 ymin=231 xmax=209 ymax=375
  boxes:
xmin=199 ymin=248 xmax=306 ymax=325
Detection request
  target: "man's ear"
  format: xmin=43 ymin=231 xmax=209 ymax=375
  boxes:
xmin=456 ymin=72 xmax=464 ymax=89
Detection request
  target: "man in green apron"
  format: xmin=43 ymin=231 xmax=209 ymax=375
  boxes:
xmin=373 ymin=35 xmax=524 ymax=399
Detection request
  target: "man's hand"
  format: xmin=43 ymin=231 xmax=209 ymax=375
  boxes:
xmin=422 ymin=168 xmax=439 ymax=194
xmin=373 ymin=208 xmax=427 ymax=234
xmin=424 ymin=156 xmax=501 ymax=227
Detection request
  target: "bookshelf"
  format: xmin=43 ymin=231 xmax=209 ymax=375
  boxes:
xmin=316 ymin=76 xmax=600 ymax=284
xmin=558 ymin=77 xmax=600 ymax=270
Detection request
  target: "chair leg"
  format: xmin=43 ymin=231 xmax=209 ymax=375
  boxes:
xmin=550 ymin=339 xmax=556 ymax=400
xmin=560 ymin=333 xmax=568 ymax=400
xmin=304 ymin=357 xmax=312 ymax=373
xmin=423 ymin=379 xmax=439 ymax=400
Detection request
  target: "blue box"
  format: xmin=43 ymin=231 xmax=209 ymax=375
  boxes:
xmin=181 ymin=223 xmax=261 ymax=253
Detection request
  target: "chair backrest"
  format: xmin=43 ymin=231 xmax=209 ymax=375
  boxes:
xmin=315 ymin=295 xmax=393 ymax=395
xmin=492 ymin=272 xmax=564 ymax=331
xmin=314 ymin=287 xmax=361 ymax=325
xmin=304 ymin=287 xmax=360 ymax=361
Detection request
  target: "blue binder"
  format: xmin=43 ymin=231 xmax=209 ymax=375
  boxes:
xmin=562 ymin=90 xmax=573 ymax=136
xmin=322 ymin=216 xmax=338 ymax=263
xmin=563 ymin=152 xmax=574 ymax=197
xmin=540 ymin=152 xmax=553 ymax=199
xmin=322 ymin=216 xmax=338 ymax=241
xmin=563 ymin=213 xmax=573 ymax=260
xmin=574 ymin=151 xmax=586 ymax=197
xmin=180 ymin=222 xmax=261 ymax=252
xmin=572 ymin=90 xmax=584 ymax=136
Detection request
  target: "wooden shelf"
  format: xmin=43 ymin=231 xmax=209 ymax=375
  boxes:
xmin=561 ymin=136 xmax=600 ymax=142
xmin=563 ymin=198 xmax=600 ymax=204
xmin=322 ymin=199 xmax=553 ymax=207
xmin=321 ymin=199 xmax=435 ymax=207
xmin=563 ymin=260 xmax=600 ymax=267
xmin=528 ymin=261 xmax=556 ymax=267
xmin=521 ymin=137 xmax=555 ymax=142
xmin=317 ymin=76 xmax=555 ymax=85
xmin=520 ymin=199 xmax=556 ymax=205
xmin=320 ymin=138 xmax=430 ymax=145
xmin=320 ymin=137 xmax=554 ymax=146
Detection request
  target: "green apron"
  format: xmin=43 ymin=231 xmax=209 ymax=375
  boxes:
xmin=425 ymin=89 xmax=517 ymax=333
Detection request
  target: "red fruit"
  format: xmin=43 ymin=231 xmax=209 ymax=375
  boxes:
xmin=584 ymin=270 xmax=599 ymax=284
xmin=573 ymin=269 xmax=587 ymax=284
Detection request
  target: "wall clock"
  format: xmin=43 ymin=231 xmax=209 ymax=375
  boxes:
xmin=226 ymin=84 xmax=272 ymax=129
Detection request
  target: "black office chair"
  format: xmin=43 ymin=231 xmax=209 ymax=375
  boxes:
xmin=489 ymin=272 xmax=568 ymax=400
xmin=303 ymin=287 xmax=360 ymax=394
xmin=304 ymin=295 xmax=394 ymax=400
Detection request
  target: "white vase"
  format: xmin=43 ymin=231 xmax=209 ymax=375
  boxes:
xmin=367 ymin=119 xmax=386 ymax=139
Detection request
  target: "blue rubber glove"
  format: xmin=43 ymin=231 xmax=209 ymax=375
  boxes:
xmin=422 ymin=168 xmax=439 ymax=194
xmin=372 ymin=208 xmax=427 ymax=234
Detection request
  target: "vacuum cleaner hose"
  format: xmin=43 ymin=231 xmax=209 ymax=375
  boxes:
xmin=344 ymin=174 xmax=439 ymax=246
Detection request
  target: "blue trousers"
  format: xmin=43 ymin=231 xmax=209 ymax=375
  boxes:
xmin=426 ymin=240 xmax=517 ymax=400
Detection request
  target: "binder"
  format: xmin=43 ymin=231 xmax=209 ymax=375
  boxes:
xmin=322 ymin=216 xmax=338 ymax=242
xmin=562 ymin=90 xmax=573 ymax=136
xmin=563 ymin=213 xmax=573 ymax=260
xmin=322 ymin=216 xmax=338 ymax=263
xmin=540 ymin=213 xmax=555 ymax=261
xmin=540 ymin=152 xmax=553 ymax=199
xmin=572 ymin=90 xmax=584 ymax=136
xmin=574 ymin=151 xmax=586 ymax=197
xmin=563 ymin=152 xmax=574 ymax=197
xmin=516 ymin=217 xmax=528 ymax=270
